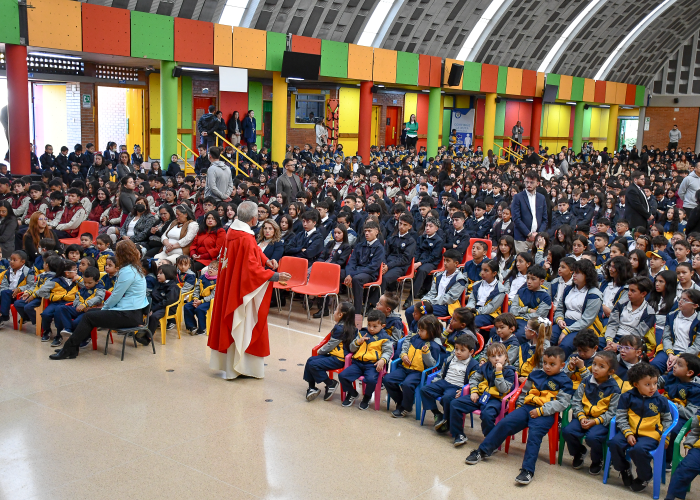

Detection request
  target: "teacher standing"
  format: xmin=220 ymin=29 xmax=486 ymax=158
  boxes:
xmin=50 ymin=240 xmax=149 ymax=360
xmin=624 ymin=171 xmax=652 ymax=231
xmin=404 ymin=114 xmax=418 ymax=149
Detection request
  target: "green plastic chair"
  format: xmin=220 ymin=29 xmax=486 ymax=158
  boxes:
xmin=557 ymin=404 xmax=610 ymax=466
xmin=671 ymin=418 xmax=693 ymax=475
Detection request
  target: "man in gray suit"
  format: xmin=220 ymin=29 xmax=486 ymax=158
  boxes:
xmin=276 ymin=158 xmax=303 ymax=201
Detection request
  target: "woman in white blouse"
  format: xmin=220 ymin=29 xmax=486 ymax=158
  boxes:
xmin=154 ymin=205 xmax=199 ymax=264
xmin=540 ymin=157 xmax=560 ymax=181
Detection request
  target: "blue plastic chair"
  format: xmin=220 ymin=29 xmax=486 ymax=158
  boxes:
xmin=386 ymin=346 xmax=443 ymax=420
xmin=602 ymin=401 xmax=679 ymax=500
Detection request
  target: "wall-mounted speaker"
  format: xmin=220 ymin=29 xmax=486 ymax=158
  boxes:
xmin=542 ymin=84 xmax=559 ymax=103
xmin=584 ymin=104 xmax=590 ymax=110
xmin=281 ymin=51 xmax=321 ymax=80
xmin=495 ymin=97 xmax=502 ymax=104
xmin=371 ymin=85 xmax=380 ymax=93
xmin=172 ymin=66 xmax=182 ymax=78
xmin=674 ymin=97 xmax=679 ymax=103
xmin=447 ymin=64 xmax=464 ymax=86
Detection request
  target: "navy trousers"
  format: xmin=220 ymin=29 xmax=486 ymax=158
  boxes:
xmin=41 ymin=301 xmax=70 ymax=333
xmin=339 ymin=360 xmax=381 ymax=395
xmin=14 ymin=298 xmax=41 ymax=324
xmin=0 ymin=289 xmax=15 ymax=318
xmin=667 ymin=447 xmax=700 ymax=499
xmin=514 ymin=319 xmax=529 ymax=344
xmin=384 ymin=365 xmax=423 ymax=411
xmin=478 ymin=405 xmax=556 ymax=473
xmin=449 ymin=396 xmax=502 ymax=438
xmin=54 ymin=305 xmax=84 ymax=333
xmin=303 ymin=355 xmax=344 ymax=386
xmin=551 ymin=319 xmax=579 ymax=358
xmin=183 ymin=301 xmax=210 ymax=331
xmin=650 ymin=351 xmax=669 ymax=374
xmin=561 ymin=418 xmax=609 ymax=463
xmin=420 ymin=379 xmax=461 ymax=420
xmin=609 ymin=432 xmax=659 ymax=482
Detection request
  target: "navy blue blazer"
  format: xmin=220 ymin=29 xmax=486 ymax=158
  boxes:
xmin=262 ymin=241 xmax=284 ymax=262
xmin=511 ymin=190 xmax=548 ymax=241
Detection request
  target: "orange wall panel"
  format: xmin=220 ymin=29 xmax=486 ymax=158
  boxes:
xmin=429 ymin=56 xmax=442 ymax=87
xmin=625 ymin=84 xmax=637 ymax=105
xmin=443 ymin=58 xmax=463 ymax=88
xmin=232 ymin=27 xmax=266 ymax=70
xmin=615 ymin=82 xmax=627 ymax=105
xmin=583 ymin=79 xmax=596 ymax=102
xmin=28 ymin=0 xmax=82 ymax=52
xmin=558 ymin=74 xmax=572 ymax=100
xmin=605 ymin=81 xmax=617 ymax=104
xmin=480 ymin=64 xmax=499 ymax=93
xmin=594 ymin=81 xmax=606 ymax=103
xmin=506 ymin=67 xmax=522 ymax=95
xmin=82 ymin=4 xmax=129 ymax=56
xmin=291 ymin=35 xmax=321 ymax=55
xmin=347 ymin=44 xmax=373 ymax=81
xmin=418 ymin=54 xmax=431 ymax=87
xmin=521 ymin=69 xmax=537 ymax=96
xmin=174 ymin=18 xmax=213 ymax=65
xmin=373 ymin=48 xmax=397 ymax=84
xmin=214 ymin=24 xmax=233 ymax=67
xmin=536 ymin=72 xmax=546 ymax=98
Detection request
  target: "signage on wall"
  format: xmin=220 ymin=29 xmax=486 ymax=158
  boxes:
xmin=373 ymin=98 xmax=377 ymax=103
xmin=644 ymin=117 xmax=650 ymax=131
xmin=450 ymin=108 xmax=475 ymax=147
xmin=82 ymin=94 xmax=91 ymax=108
xmin=393 ymin=99 xmax=397 ymax=104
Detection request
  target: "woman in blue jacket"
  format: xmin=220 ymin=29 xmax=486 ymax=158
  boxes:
xmin=257 ymin=219 xmax=284 ymax=263
xmin=242 ymin=110 xmax=257 ymax=146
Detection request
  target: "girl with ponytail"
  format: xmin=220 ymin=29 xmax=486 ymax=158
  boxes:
xmin=516 ymin=316 xmax=552 ymax=384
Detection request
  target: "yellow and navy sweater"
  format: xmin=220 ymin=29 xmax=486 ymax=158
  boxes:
xmin=96 ymin=249 xmax=115 ymax=273
xmin=571 ymin=374 xmax=620 ymax=426
xmin=481 ymin=334 xmax=519 ymax=366
xmin=612 ymin=359 xmax=638 ymax=394
xmin=384 ymin=313 xmax=405 ymax=344
xmin=658 ymin=374 xmax=700 ymax=421
xmin=433 ymin=353 xmax=479 ymax=386
xmin=399 ymin=333 xmax=442 ymax=372
xmin=509 ymin=286 xmax=552 ymax=321
xmin=563 ymin=352 xmax=597 ymax=391
xmin=99 ymin=272 xmax=117 ymax=292
xmin=516 ymin=339 xmax=551 ymax=378
xmin=350 ymin=328 xmax=392 ymax=364
xmin=469 ymin=362 xmax=516 ymax=399
xmin=194 ymin=274 xmax=216 ymax=302
xmin=33 ymin=275 xmax=78 ymax=302
xmin=516 ymin=369 xmax=574 ymax=416
xmin=442 ymin=327 xmax=478 ymax=352
xmin=317 ymin=324 xmax=354 ymax=361
xmin=82 ymin=245 xmax=99 ymax=261
xmin=661 ymin=310 xmax=700 ymax=356
xmin=25 ymin=271 xmax=55 ymax=300
xmin=177 ymin=270 xmax=197 ymax=294
xmin=72 ymin=285 xmax=106 ymax=309
xmin=616 ymin=388 xmax=673 ymax=442
xmin=465 ymin=279 xmax=506 ymax=318
xmin=0 ymin=264 xmax=34 ymax=292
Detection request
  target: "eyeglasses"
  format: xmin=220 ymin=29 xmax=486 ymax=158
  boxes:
xmin=38 ymin=218 xmax=48 ymax=222
xmin=619 ymin=345 xmax=636 ymax=351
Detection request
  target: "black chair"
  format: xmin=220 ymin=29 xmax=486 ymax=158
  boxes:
xmin=104 ymin=305 xmax=156 ymax=361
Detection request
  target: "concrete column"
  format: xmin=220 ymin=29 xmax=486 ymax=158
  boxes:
xmin=160 ymin=60 xmax=178 ymax=161
xmin=695 ymin=108 xmax=700 ymax=154
xmin=530 ymin=97 xmax=542 ymax=152
xmin=637 ymin=106 xmax=646 ymax=148
xmin=607 ymin=104 xmax=619 ymax=152
xmin=271 ymin=71 xmax=288 ymax=166
xmin=427 ymin=87 xmax=441 ymax=157
xmin=6 ymin=44 xmax=31 ymax=175
xmin=572 ymin=101 xmax=585 ymax=154
xmin=482 ymin=93 xmax=497 ymax=154
xmin=357 ymin=81 xmax=373 ymax=163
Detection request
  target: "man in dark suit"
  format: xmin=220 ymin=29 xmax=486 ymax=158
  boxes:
xmin=624 ymin=170 xmax=652 ymax=231
xmin=511 ymin=170 xmax=549 ymax=253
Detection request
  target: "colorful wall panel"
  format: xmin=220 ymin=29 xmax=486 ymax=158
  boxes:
xmin=418 ymin=54 xmax=431 ymax=87
xmin=480 ymin=64 xmax=499 ymax=93
xmin=635 ymin=86 xmax=646 ymax=107
xmin=396 ymin=52 xmax=419 ymax=86
xmin=594 ymin=80 xmax=606 ymax=103
xmin=536 ymin=72 xmax=546 ymax=98
xmin=214 ymin=24 xmax=233 ymax=67
xmin=585 ymin=107 xmax=610 ymax=150
xmin=462 ymin=62 xmax=482 ymax=92
xmin=291 ymin=35 xmax=321 ymax=54
xmin=180 ymin=76 xmax=193 ymax=149
xmin=248 ymin=81 xmax=263 ymax=131
xmin=148 ymin=73 xmax=161 ymax=158
xmin=625 ymin=84 xmax=637 ymax=105
xmin=505 ymin=68 xmax=522 ymax=96
xmin=605 ymin=81 xmax=617 ymax=104
xmin=583 ymin=79 xmax=596 ymax=102
xmin=82 ymin=4 xmax=130 ymax=56
xmin=558 ymin=75 xmax=572 ymax=100
xmin=541 ymin=104 xmax=571 ymax=152
xmin=615 ymin=82 xmax=627 ymax=105
xmin=131 ymin=11 xmax=173 ymax=60
xmin=474 ymin=98 xmax=485 ymax=149
xmin=220 ymin=91 xmax=249 ymax=130
xmin=443 ymin=58 xmax=464 ymax=89
xmin=504 ymin=101 xmax=532 ymax=147
xmin=404 ymin=93 xmax=417 ymax=122
xmin=493 ymin=98 xmax=507 ymax=149
xmin=28 ymin=0 xmax=82 ymax=52
xmin=174 ymin=18 xmax=213 ymax=65
xmin=232 ymin=27 xmax=266 ymax=70
xmin=347 ymin=44 xmax=373 ymax=81
xmin=521 ymin=69 xmax=537 ymax=97
xmin=570 ymin=77 xmax=584 ymax=102
xmin=338 ymin=87 xmax=360 ymax=154
xmin=0 ymin=0 xmax=20 ymax=45
xmin=265 ymin=31 xmax=286 ymax=72
xmin=546 ymin=73 xmax=560 ymax=95
xmin=496 ymin=66 xmax=508 ymax=94
xmin=373 ymin=49 xmax=397 ymax=84
xmin=320 ymin=40 xmax=348 ymax=79
xmin=429 ymin=56 xmax=442 ymax=87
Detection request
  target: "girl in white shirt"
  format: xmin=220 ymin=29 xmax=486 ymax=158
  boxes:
xmin=676 ymin=262 xmax=700 ymax=301
xmin=466 ymin=260 xmax=506 ymax=330
xmin=503 ymin=252 xmax=533 ymax=297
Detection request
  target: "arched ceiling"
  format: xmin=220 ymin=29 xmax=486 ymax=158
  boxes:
xmin=83 ymin=0 xmax=700 ymax=89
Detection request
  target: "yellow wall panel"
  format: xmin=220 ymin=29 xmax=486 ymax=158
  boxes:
xmin=616 ymin=82 xmax=627 ymax=105
xmin=443 ymin=96 xmax=454 ymax=108
xmin=214 ymin=24 xmax=233 ymax=67
xmin=373 ymin=48 xmax=397 ymax=83
xmin=605 ymin=82 xmax=617 ymax=104
xmin=148 ymin=73 xmax=161 ymax=159
xmin=404 ymin=92 xmax=417 ymax=122
xmin=455 ymin=95 xmax=470 ymax=108
xmin=558 ymin=75 xmax=572 ymax=100
xmin=618 ymin=108 xmax=639 ymax=117
xmin=583 ymin=79 xmax=595 ymax=102
xmin=339 ymin=87 xmax=359 ymax=153
xmin=506 ymin=67 xmax=522 ymax=95
xmin=126 ymin=89 xmax=145 ymax=155
xmin=232 ymin=27 xmax=266 ymax=70
xmin=347 ymin=44 xmax=373 ymax=81
xmin=28 ymin=0 xmax=82 ymax=52
xmin=443 ymin=58 xmax=463 ymax=89
xmin=536 ymin=72 xmax=546 ymax=98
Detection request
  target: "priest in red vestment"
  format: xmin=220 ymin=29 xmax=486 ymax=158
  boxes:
xmin=208 ymin=201 xmax=290 ymax=379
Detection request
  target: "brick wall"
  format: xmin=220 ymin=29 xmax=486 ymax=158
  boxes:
xmin=372 ymin=92 xmax=405 ymax=147
xmin=285 ymin=89 xmax=339 ymax=148
xmin=644 ymin=107 xmax=699 ymax=150
xmin=193 ymin=77 xmax=218 ymax=98
xmin=66 ymin=83 xmax=81 ymax=147
xmin=97 ymin=86 xmax=127 ymax=148
xmin=80 ymin=82 xmax=96 ymax=145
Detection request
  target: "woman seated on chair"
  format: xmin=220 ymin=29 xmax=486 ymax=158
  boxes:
xmin=190 ymin=211 xmax=226 ymax=273
xmin=115 ymin=196 xmax=157 ymax=251
xmin=153 ymin=205 xmax=199 ymax=265
xmin=50 ymin=239 xmax=149 ymax=360
xmin=22 ymin=211 xmax=59 ymax=267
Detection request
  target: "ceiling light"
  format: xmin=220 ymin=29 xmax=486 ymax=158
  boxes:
xmin=526 ymin=98 xmax=533 ymax=102
xmin=28 ymin=51 xmax=81 ymax=60
xmin=456 ymin=0 xmax=513 ymax=61
xmin=288 ymin=77 xmax=304 ymax=81
xmin=180 ymin=66 xmax=214 ymax=72
xmin=566 ymin=101 xmax=577 ymax=105
xmin=377 ymin=84 xmax=384 ymax=87
xmin=422 ymin=89 xmax=431 ymax=92
xmin=600 ymin=105 xmax=610 ymax=108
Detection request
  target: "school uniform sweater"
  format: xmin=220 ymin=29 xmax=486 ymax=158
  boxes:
xmin=516 ymin=369 xmax=574 ymax=416
xmin=465 ymin=280 xmax=506 ymax=318
xmin=604 ymin=300 xmax=656 ymax=345
xmin=571 ymin=374 xmax=621 ymax=426
xmin=509 ymin=286 xmax=552 ymax=321
xmin=194 ymin=274 xmax=216 ymax=302
xmin=469 ymin=362 xmax=516 ymax=399
xmin=616 ymin=388 xmax=673 ymax=442
xmin=349 ymin=327 xmax=392 ymax=363
xmin=659 ymin=374 xmax=700 ymax=420
xmin=516 ymin=339 xmax=551 ymax=378
xmin=662 ymin=310 xmax=700 ymax=356
xmin=317 ymin=323 xmax=354 ymax=361
xmin=564 ymin=353 xmax=597 ymax=391
xmin=176 ymin=269 xmax=196 ymax=295
xmin=399 ymin=333 xmax=442 ymax=372
xmin=433 ymin=353 xmax=479 ymax=386
xmin=73 ymin=285 xmax=106 ymax=309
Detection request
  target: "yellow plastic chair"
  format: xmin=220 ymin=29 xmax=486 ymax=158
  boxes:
xmin=158 ymin=290 xmax=193 ymax=344
xmin=205 ymin=297 xmax=214 ymax=335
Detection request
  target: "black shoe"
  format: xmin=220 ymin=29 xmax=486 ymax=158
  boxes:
xmin=392 ymin=407 xmax=409 ymax=418
xmin=515 ymin=469 xmax=533 ymax=485
xmin=588 ymin=461 xmax=603 ymax=475
xmin=50 ymin=335 xmax=62 ymax=348
xmin=665 ymin=462 xmax=673 ymax=473
xmin=402 ymin=298 xmax=413 ymax=310
xmin=630 ymin=477 xmax=648 ymax=492
xmin=358 ymin=396 xmax=371 ymax=410
xmin=620 ymin=467 xmax=634 ymax=488
xmin=196 ymin=329 xmax=206 ymax=335
xmin=434 ymin=418 xmax=448 ymax=433
xmin=305 ymin=387 xmax=321 ymax=401
xmin=342 ymin=391 xmax=358 ymax=407
xmin=453 ymin=434 xmax=468 ymax=447
xmin=49 ymin=348 xmax=77 ymax=360
xmin=465 ymin=449 xmax=483 ymax=465
xmin=312 ymin=308 xmax=329 ymax=319
xmin=166 ymin=321 xmax=176 ymax=330
xmin=572 ymin=449 xmax=587 ymax=469
xmin=324 ymin=379 xmax=339 ymax=401
xmin=41 ymin=331 xmax=51 ymax=342
xmin=79 ymin=338 xmax=91 ymax=349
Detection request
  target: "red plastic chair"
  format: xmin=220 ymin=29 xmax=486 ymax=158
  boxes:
xmin=359 ymin=262 xmax=384 ymax=318
xmin=90 ymin=290 xmax=113 ymax=350
xmin=311 ymin=332 xmax=346 ymax=401
xmin=429 ymin=249 xmax=446 ymax=276
xmin=397 ymin=259 xmax=416 ymax=311
xmin=474 ymin=331 xmax=485 ymax=355
xmin=438 ymin=290 xmax=466 ymax=322
xmin=504 ymin=385 xmax=560 ymax=465
xmin=465 ymin=239 xmax=493 ymax=262
xmin=290 ymin=262 xmax=341 ymax=331
xmin=59 ymin=221 xmax=99 ymax=245
xmin=478 ymin=294 xmax=508 ymax=338
xmin=272 ymin=256 xmax=308 ymax=315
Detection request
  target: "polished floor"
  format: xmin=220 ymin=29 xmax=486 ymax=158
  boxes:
xmin=0 ymin=306 xmax=690 ymax=500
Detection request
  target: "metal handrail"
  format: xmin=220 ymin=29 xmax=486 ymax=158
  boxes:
xmin=509 ymin=137 xmax=547 ymax=160
xmin=176 ymin=139 xmax=197 ymax=176
xmin=494 ymin=143 xmax=522 ymax=163
xmin=213 ymin=132 xmax=264 ymax=172
xmin=218 ymin=150 xmax=250 ymax=179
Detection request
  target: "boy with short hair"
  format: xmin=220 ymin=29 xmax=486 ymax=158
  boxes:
xmin=549 ymin=198 xmax=574 ymax=237
xmin=55 ymin=266 xmax=105 ymax=347
xmin=183 ymin=260 xmax=217 ymax=335
xmin=0 ymin=250 xmax=33 ymax=327
xmin=51 ymin=188 xmax=88 ymax=239
xmin=647 ymin=250 xmax=670 ymax=279
xmin=615 ymin=220 xmax=634 ymax=249
xmin=466 ymin=346 xmax=574 ymax=485
xmin=462 ymin=241 xmax=488 ymax=293
xmin=564 ymin=329 xmax=600 ymax=390
xmin=285 ymin=210 xmax=324 ymax=264
xmin=508 ymin=265 xmax=552 ymax=343
xmin=669 ymin=239 xmax=691 ymax=272
xmin=95 ymin=234 xmax=115 ymax=273
xmin=374 ymin=291 xmax=403 ymax=344
xmin=343 ymin=221 xmax=385 ymax=328
xmin=444 ymin=211 xmax=469 ymax=256
xmin=409 ymin=248 xmax=466 ymax=322
xmin=80 ymin=233 xmax=99 ymax=261
xmin=593 ymin=233 xmax=611 ymax=266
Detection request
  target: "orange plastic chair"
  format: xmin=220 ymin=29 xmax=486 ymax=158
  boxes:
xmin=397 ymin=258 xmax=416 ymax=311
xmin=465 ymin=239 xmax=493 ymax=262
xmin=438 ymin=290 xmax=466 ymax=322
xmin=311 ymin=332 xmax=346 ymax=400
xmin=504 ymin=385 xmax=559 ymax=464
xmin=361 ymin=262 xmax=384 ymax=318
xmin=290 ymin=262 xmax=341 ymax=331
xmin=90 ymin=290 xmax=113 ymax=350
xmin=478 ymin=293 xmax=508 ymax=338
xmin=59 ymin=221 xmax=99 ymax=246
xmin=474 ymin=332 xmax=485 ymax=355
xmin=429 ymin=249 xmax=446 ymax=276
xmin=272 ymin=256 xmax=308 ymax=314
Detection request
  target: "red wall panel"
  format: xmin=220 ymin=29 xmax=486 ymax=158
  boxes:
xmin=429 ymin=56 xmax=442 ymax=87
xmin=416 ymin=93 xmax=430 ymax=149
xmin=594 ymin=80 xmax=606 ymax=103
xmin=82 ymin=3 xmax=130 ymax=56
xmin=418 ymin=54 xmax=431 ymax=87
xmin=625 ymin=84 xmax=637 ymax=105
xmin=291 ymin=35 xmax=322 ymax=54
xmin=521 ymin=69 xmax=537 ymax=97
xmin=174 ymin=18 xmax=213 ymax=65
xmin=474 ymin=98 xmax=485 ymax=148
xmin=219 ymin=91 xmax=248 ymax=128
xmin=480 ymin=64 xmax=499 ymax=93
xmin=504 ymin=101 xmax=532 ymax=146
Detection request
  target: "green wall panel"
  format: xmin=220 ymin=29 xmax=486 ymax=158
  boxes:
xmin=248 ymin=81 xmax=263 ymax=127
xmin=546 ymin=73 xmax=561 ymax=98
xmin=635 ymin=85 xmax=646 ymax=107
xmin=181 ymin=76 xmax=192 ymax=147
xmin=494 ymin=99 xmax=506 ymax=136
xmin=571 ymin=77 xmax=585 ymax=102
xmin=462 ymin=62 xmax=482 ymax=92
xmin=395 ymin=51 xmax=419 ymax=85
xmin=266 ymin=31 xmax=286 ymax=72
xmin=131 ymin=11 xmax=173 ymax=60
xmin=0 ymin=0 xmax=20 ymax=45
xmin=442 ymin=108 xmax=451 ymax=147
xmin=497 ymin=66 xmax=508 ymax=94
xmin=582 ymin=107 xmax=592 ymax=138
xmin=320 ymin=40 xmax=348 ymax=78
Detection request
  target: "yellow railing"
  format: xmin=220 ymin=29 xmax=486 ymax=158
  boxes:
xmin=494 ymin=143 xmax=522 ymax=164
xmin=176 ymin=139 xmax=196 ymax=176
xmin=509 ymin=138 xmax=547 ymax=161
xmin=213 ymin=132 xmax=264 ymax=173
xmin=219 ymin=151 xmax=250 ymax=179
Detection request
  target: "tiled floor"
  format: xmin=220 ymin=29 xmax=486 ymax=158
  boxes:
xmin=0 ymin=307 xmax=684 ymax=499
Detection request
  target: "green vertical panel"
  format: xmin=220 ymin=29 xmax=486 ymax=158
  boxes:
xmin=248 ymin=81 xmax=263 ymax=130
xmin=462 ymin=61 xmax=482 ymax=91
xmin=635 ymin=85 xmax=646 ymax=106
xmin=497 ymin=66 xmax=508 ymax=94
xmin=494 ymin=99 xmax=506 ymax=137
xmin=494 ymin=139 xmax=504 ymax=149
xmin=395 ymin=51 xmax=419 ymax=85
xmin=180 ymin=76 xmax=192 ymax=149
xmin=442 ymin=108 xmax=451 ymax=147
xmin=160 ymin=61 xmax=178 ymax=161
xmin=571 ymin=77 xmax=585 ymax=101
xmin=546 ymin=73 xmax=561 ymax=98
xmin=320 ymin=40 xmax=348 ymax=78
xmin=582 ymin=107 xmax=592 ymax=138
xmin=0 ymin=0 xmax=20 ymax=45
xmin=266 ymin=31 xmax=287 ymax=72
xmin=131 ymin=11 xmax=173 ymax=60
xmin=263 ymin=100 xmax=272 ymax=112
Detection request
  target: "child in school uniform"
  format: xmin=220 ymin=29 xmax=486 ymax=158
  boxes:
xmin=449 ymin=342 xmax=517 ymax=447
xmin=611 ymin=335 xmax=646 ymax=393
xmin=561 ymin=350 xmax=620 ymax=475
xmin=481 ymin=313 xmax=519 ymax=366
xmin=80 ymin=232 xmax=99 ymax=261
xmin=604 ymin=276 xmax=656 ymax=349
xmin=406 ymin=300 xmax=433 ymax=334
xmin=55 ymin=266 xmax=105 ymax=348
xmin=0 ymin=250 xmax=33 ymax=327
xmin=665 ymin=413 xmax=700 ymax=500
xmin=338 ymin=309 xmax=393 ymax=411
xmin=465 ymin=259 xmax=506 ymax=331
xmin=515 ymin=317 xmax=552 ymax=384
xmin=508 ymin=265 xmax=552 ymax=344
xmin=418 ymin=249 xmax=467 ymax=319
xmin=303 ymin=302 xmax=356 ymax=402
xmin=147 ymin=265 xmax=181 ymax=339
xmin=652 ymin=289 xmax=700 ymax=374
xmin=421 ymin=334 xmax=479 ymax=434
xmin=374 ymin=292 xmax=404 ymax=345
xmin=39 ymin=259 xmax=79 ymax=347
xmin=442 ymin=307 xmax=477 ymax=351
xmin=183 ymin=261 xmax=217 ymax=335
xmin=175 ymin=254 xmax=196 ymax=295
xmin=462 ymin=241 xmax=488 ymax=294
xmin=564 ymin=329 xmax=600 ymax=391
xmin=13 ymin=255 xmax=58 ymax=337
xmin=95 ymin=234 xmax=115 ymax=273
xmin=466 ymin=346 xmax=574 ymax=485
xmin=98 ymin=256 xmax=118 ymax=292
xmin=609 ymin=363 xmax=673 ymax=492
xmin=385 ymin=315 xmax=444 ymax=418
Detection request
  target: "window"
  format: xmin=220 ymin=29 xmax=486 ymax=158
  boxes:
xmin=295 ymin=94 xmax=325 ymax=125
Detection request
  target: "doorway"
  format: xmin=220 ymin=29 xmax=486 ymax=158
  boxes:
xmin=193 ymin=97 xmax=216 ymax=150
xmin=618 ymin=117 xmax=639 ymax=152
xmin=385 ymin=106 xmax=400 ymax=146
xmin=263 ymin=100 xmax=272 ymax=151
xmin=371 ymin=105 xmax=380 ymax=147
